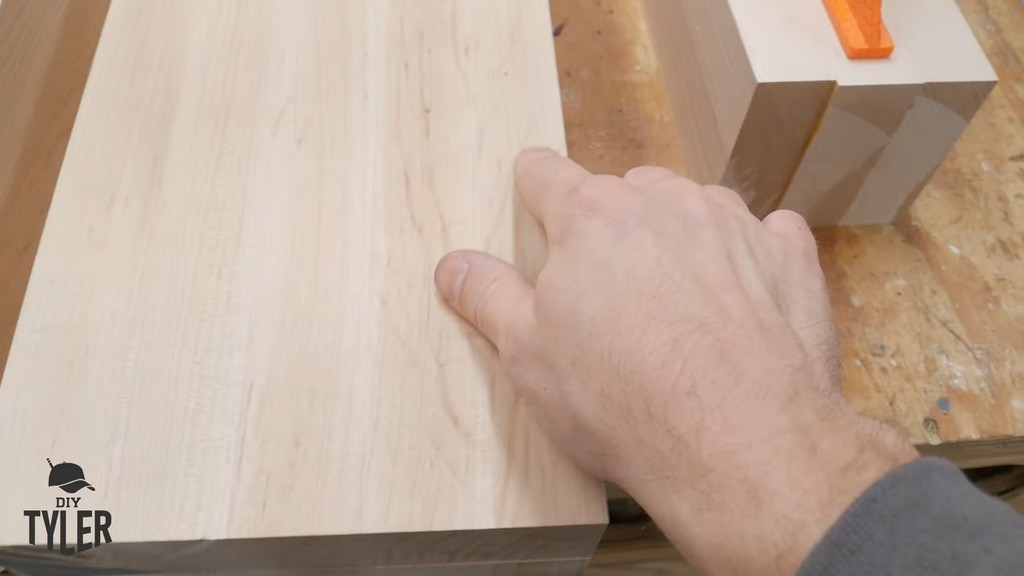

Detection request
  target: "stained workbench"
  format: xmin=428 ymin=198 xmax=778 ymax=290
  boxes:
xmin=551 ymin=0 xmax=1024 ymax=468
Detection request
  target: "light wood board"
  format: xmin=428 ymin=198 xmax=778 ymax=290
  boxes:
xmin=0 ymin=0 xmax=606 ymax=572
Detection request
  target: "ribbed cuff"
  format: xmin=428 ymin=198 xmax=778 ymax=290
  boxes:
xmin=798 ymin=457 xmax=1024 ymax=576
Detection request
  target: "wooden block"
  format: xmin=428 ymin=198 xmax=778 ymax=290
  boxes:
xmin=0 ymin=0 xmax=606 ymax=573
xmin=0 ymin=0 xmax=109 ymax=378
xmin=778 ymin=83 xmax=918 ymax=226
xmin=643 ymin=0 xmax=995 ymax=225
xmin=641 ymin=0 xmax=834 ymax=217
xmin=837 ymin=0 xmax=996 ymax=225
xmin=775 ymin=4 xmax=923 ymax=226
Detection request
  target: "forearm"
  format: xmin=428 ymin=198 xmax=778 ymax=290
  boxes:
xmin=633 ymin=440 xmax=1024 ymax=576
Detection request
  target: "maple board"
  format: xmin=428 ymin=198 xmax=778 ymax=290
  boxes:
xmin=0 ymin=1 xmax=606 ymax=573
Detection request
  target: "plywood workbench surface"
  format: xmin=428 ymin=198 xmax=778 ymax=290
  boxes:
xmin=551 ymin=0 xmax=1024 ymax=469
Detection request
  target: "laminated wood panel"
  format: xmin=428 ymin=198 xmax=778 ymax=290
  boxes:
xmin=0 ymin=0 xmax=606 ymax=573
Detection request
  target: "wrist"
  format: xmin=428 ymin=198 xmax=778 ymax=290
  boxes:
xmin=622 ymin=401 xmax=918 ymax=575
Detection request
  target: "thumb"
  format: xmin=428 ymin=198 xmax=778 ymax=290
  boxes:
xmin=434 ymin=250 xmax=534 ymax=350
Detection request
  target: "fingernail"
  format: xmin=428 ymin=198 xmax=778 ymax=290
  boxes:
xmin=441 ymin=257 xmax=469 ymax=304
xmin=521 ymin=145 xmax=556 ymax=155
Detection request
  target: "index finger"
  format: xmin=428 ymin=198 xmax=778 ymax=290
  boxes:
xmin=514 ymin=147 xmax=592 ymax=228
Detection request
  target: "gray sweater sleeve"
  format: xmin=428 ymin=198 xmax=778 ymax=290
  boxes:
xmin=799 ymin=458 xmax=1024 ymax=576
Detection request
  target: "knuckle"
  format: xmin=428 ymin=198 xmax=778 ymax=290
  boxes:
xmin=679 ymin=188 xmax=716 ymax=218
xmin=564 ymin=175 xmax=630 ymax=224
xmin=766 ymin=210 xmax=811 ymax=239
xmin=589 ymin=174 xmax=627 ymax=193
xmin=563 ymin=176 xmax=594 ymax=204
xmin=704 ymin=185 xmax=748 ymax=210
xmin=770 ymin=209 xmax=811 ymax=229
xmin=626 ymin=165 xmax=675 ymax=182
xmin=775 ymin=212 xmax=819 ymax=259
xmin=703 ymin=184 xmax=735 ymax=196
xmin=551 ymin=161 xmax=588 ymax=189
xmin=561 ymin=174 xmax=600 ymax=209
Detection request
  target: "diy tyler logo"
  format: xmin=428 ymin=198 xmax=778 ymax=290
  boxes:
xmin=23 ymin=459 xmax=113 ymax=554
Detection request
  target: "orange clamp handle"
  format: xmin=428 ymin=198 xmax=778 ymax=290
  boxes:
xmin=822 ymin=0 xmax=894 ymax=60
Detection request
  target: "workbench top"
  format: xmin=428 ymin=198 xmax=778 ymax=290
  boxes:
xmin=552 ymin=0 xmax=1024 ymax=468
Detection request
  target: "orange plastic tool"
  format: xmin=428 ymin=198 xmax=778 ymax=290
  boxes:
xmin=822 ymin=0 xmax=894 ymax=59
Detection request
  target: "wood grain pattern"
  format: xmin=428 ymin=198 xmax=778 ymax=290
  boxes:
xmin=0 ymin=0 xmax=109 ymax=379
xmin=0 ymin=0 xmax=605 ymax=571
xmin=551 ymin=0 xmax=1024 ymax=467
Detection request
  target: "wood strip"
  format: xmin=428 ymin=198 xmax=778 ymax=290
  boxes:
xmin=768 ymin=0 xmax=994 ymax=225
xmin=1005 ymin=487 xmax=1024 ymax=514
xmin=639 ymin=0 xmax=757 ymax=185
xmin=0 ymin=0 xmax=605 ymax=571
xmin=778 ymin=83 xmax=919 ymax=226
xmin=775 ymin=4 xmax=925 ymax=226
xmin=640 ymin=0 xmax=833 ymax=217
xmin=644 ymin=0 xmax=994 ymax=225
xmin=0 ymin=525 xmax=603 ymax=574
xmin=839 ymin=0 xmax=996 ymax=225
xmin=0 ymin=562 xmax=594 ymax=576
xmin=0 ymin=0 xmax=109 ymax=378
xmin=973 ymin=466 xmax=1024 ymax=496
xmin=840 ymin=82 xmax=994 ymax=225
xmin=721 ymin=81 xmax=833 ymax=217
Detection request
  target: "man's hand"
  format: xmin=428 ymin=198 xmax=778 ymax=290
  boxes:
xmin=434 ymin=148 xmax=918 ymax=576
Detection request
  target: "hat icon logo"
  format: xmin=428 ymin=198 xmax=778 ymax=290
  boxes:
xmin=47 ymin=458 xmax=96 ymax=494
